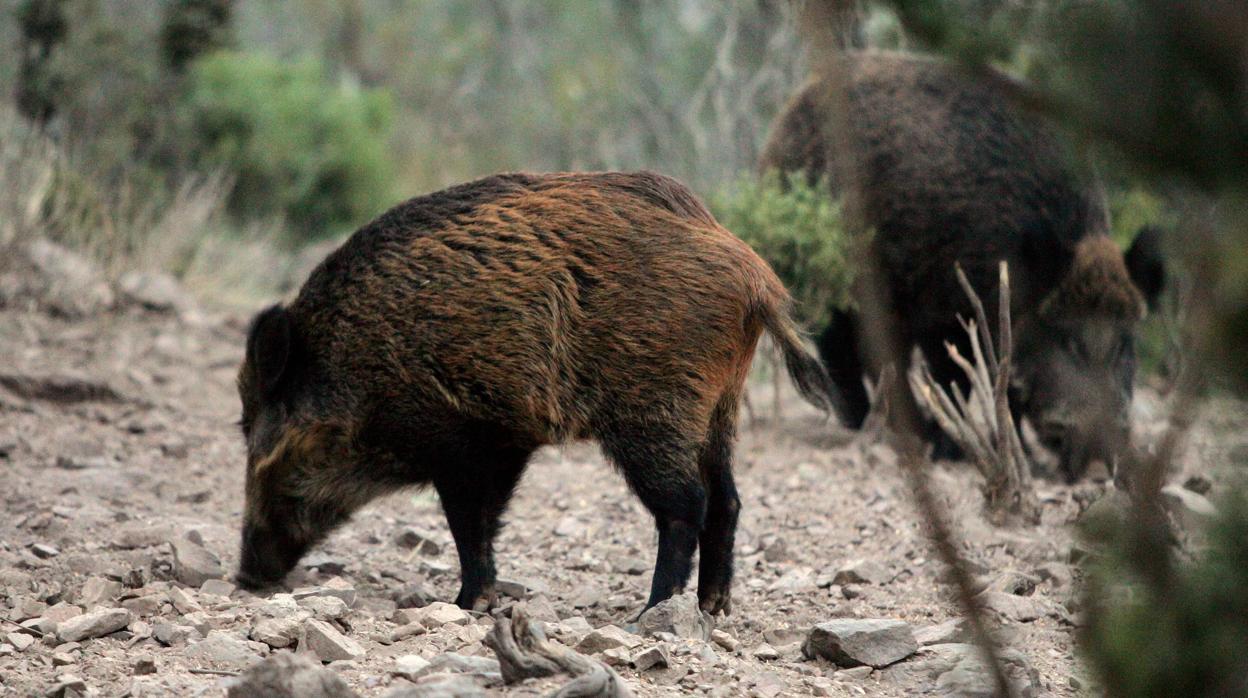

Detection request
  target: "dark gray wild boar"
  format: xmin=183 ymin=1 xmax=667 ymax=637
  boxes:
xmin=758 ymin=51 xmax=1166 ymax=481
xmin=234 ymin=171 xmax=840 ymax=615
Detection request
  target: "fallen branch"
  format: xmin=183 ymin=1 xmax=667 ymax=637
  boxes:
xmin=910 ymin=262 xmax=1039 ymax=525
xmin=188 ymin=668 xmax=240 ymax=677
xmin=484 ymin=606 xmax=633 ymax=697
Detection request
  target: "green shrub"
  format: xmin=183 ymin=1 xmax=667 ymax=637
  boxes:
xmin=711 ymin=172 xmax=859 ymax=329
xmin=1081 ymin=489 xmax=1248 ymax=696
xmin=180 ymin=51 xmax=395 ymax=237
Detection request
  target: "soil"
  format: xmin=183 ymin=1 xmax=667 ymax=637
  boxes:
xmin=2 ymin=296 xmax=1244 ymax=697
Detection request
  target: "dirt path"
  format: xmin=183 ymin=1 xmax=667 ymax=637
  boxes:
xmin=1 ymin=305 xmax=1239 ymax=697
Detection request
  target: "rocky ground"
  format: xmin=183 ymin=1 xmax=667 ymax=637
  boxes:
xmin=1 ymin=240 xmax=1245 ymax=697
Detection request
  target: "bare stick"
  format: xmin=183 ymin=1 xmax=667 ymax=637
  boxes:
xmin=189 ymin=668 xmax=239 ymax=677
xmin=0 ymin=617 xmax=44 ymax=637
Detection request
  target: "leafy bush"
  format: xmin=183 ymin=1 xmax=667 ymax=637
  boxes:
xmin=711 ymin=171 xmax=858 ymax=328
xmin=180 ymin=51 xmax=395 ymax=237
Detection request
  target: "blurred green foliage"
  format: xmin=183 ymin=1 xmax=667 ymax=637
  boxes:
xmin=160 ymin=0 xmax=232 ymax=72
xmin=712 ymin=172 xmax=858 ymax=327
xmin=181 ymin=51 xmax=395 ymax=235
xmin=1080 ymin=489 xmax=1248 ymax=696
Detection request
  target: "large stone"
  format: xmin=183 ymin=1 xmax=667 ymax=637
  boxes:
xmin=186 ymin=631 xmax=265 ymax=670
xmin=171 ymin=538 xmax=224 ymax=587
xmin=802 ymin=619 xmax=918 ymax=668
xmin=252 ymin=614 xmax=310 ymax=649
xmin=57 ymin=608 xmax=131 ymax=642
xmin=633 ymin=643 xmax=670 ymax=671
xmin=226 ymin=651 xmax=359 ymax=698
xmin=832 ymin=559 xmax=891 ymax=586
xmin=576 ymin=625 xmax=643 ymax=654
xmin=392 ymin=654 xmax=432 ymax=681
xmin=636 ymin=592 xmax=711 ymax=640
xmin=414 ymin=601 xmax=470 ymax=628
xmin=76 ymin=577 xmax=123 ymax=608
xmin=300 ymin=620 xmax=365 ymax=663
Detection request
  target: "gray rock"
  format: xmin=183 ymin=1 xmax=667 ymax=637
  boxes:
xmin=6 ymin=631 xmax=35 ymax=651
xmin=56 ymin=608 xmax=131 ymax=642
xmin=76 ymin=577 xmax=122 ymax=608
xmin=29 ymin=542 xmax=59 ymax=559
xmin=633 ymin=643 xmax=670 ymax=671
xmin=299 ymin=596 xmax=350 ymax=621
xmin=252 ymin=614 xmax=310 ymax=649
xmin=832 ymin=559 xmax=890 ymax=586
xmin=132 ymin=655 xmax=158 ymax=675
xmin=576 ymin=625 xmax=643 ymax=654
xmin=802 ymin=618 xmax=918 ymax=668
xmin=413 ymin=601 xmax=470 ymax=628
xmin=392 ymin=583 xmax=435 ymax=609
xmin=421 ymin=653 xmax=501 ymax=680
xmin=187 ymin=630 xmax=265 ymax=670
xmin=171 ymin=538 xmax=223 ymax=587
xmin=392 ymin=654 xmax=432 ymax=681
xmin=292 ymin=579 xmax=357 ymax=607
xmin=153 ymin=622 xmax=200 ymax=647
xmin=201 ymin=579 xmax=237 ymax=597
xmin=636 ymin=592 xmax=711 ymax=640
xmin=752 ymin=643 xmax=780 ymax=661
xmin=226 ymin=651 xmax=359 ymax=698
xmin=300 ymin=620 xmax=365 ymax=663
xmin=495 ymin=577 xmax=549 ymax=600
xmin=710 ymin=629 xmax=738 ymax=651
xmin=115 ymin=523 xmax=176 ymax=550
xmin=394 ymin=528 xmax=442 ymax=555
xmin=913 ymin=618 xmax=969 ymax=646
xmin=117 ymin=271 xmax=193 ymax=313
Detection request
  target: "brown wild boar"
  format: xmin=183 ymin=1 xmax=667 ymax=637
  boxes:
xmin=234 ymin=171 xmax=840 ymax=615
xmin=758 ymin=51 xmax=1165 ymax=481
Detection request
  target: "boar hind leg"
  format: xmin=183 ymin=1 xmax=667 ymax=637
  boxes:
xmin=602 ymin=427 xmax=707 ymax=612
xmin=434 ymin=445 xmax=531 ymax=612
xmin=696 ymin=398 xmax=741 ymax=616
xmin=817 ymin=308 xmax=870 ymax=429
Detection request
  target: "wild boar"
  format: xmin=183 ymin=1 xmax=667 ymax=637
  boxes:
xmin=234 ymin=171 xmax=840 ymax=615
xmin=759 ymin=51 xmax=1165 ymax=480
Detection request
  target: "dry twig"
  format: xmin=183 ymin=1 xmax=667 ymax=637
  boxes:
xmin=910 ymin=262 xmax=1039 ymax=524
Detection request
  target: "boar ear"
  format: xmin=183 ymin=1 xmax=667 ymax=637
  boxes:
xmin=1125 ymin=225 xmax=1166 ymax=310
xmin=246 ymin=305 xmax=291 ymax=398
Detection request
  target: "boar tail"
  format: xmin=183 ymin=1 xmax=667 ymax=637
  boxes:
xmin=758 ymin=294 xmax=848 ymax=421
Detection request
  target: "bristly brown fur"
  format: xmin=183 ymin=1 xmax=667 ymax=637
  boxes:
xmin=1042 ymin=236 xmax=1146 ymax=321
xmin=235 ymin=170 xmax=840 ymax=616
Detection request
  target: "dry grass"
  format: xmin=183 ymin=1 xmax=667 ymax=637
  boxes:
xmin=0 ymin=103 xmax=295 ymax=310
